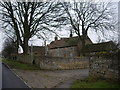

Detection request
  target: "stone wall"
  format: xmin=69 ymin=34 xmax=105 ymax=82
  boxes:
xmin=48 ymin=46 xmax=78 ymax=57
xmin=12 ymin=54 xmax=89 ymax=70
xmin=89 ymin=53 xmax=119 ymax=81
xmin=34 ymin=56 xmax=89 ymax=70
xmin=14 ymin=54 xmax=33 ymax=64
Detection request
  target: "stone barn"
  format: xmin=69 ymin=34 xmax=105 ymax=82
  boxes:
xmin=82 ymin=41 xmax=118 ymax=54
xmin=47 ymin=36 xmax=92 ymax=57
xmin=29 ymin=46 xmax=45 ymax=56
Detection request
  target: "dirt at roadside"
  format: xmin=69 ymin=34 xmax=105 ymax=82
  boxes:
xmin=13 ymin=69 xmax=89 ymax=88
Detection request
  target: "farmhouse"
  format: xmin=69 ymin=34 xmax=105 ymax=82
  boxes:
xmin=47 ymin=36 xmax=92 ymax=57
xmin=27 ymin=37 xmax=117 ymax=58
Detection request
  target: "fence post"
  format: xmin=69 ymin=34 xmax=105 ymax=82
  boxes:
xmin=31 ymin=44 xmax=33 ymax=64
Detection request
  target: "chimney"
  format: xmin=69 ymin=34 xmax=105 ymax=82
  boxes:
xmin=55 ymin=36 xmax=58 ymax=41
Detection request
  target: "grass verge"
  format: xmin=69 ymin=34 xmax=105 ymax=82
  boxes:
xmin=71 ymin=77 xmax=120 ymax=88
xmin=2 ymin=58 xmax=40 ymax=70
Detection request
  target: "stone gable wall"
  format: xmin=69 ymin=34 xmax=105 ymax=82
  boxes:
xmin=48 ymin=46 xmax=78 ymax=57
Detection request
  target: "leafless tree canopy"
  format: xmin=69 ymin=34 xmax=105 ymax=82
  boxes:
xmin=61 ymin=0 xmax=116 ymax=50
xmin=0 ymin=0 xmax=116 ymax=55
xmin=0 ymin=0 xmax=63 ymax=54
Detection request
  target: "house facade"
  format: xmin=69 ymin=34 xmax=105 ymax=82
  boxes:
xmin=47 ymin=36 xmax=92 ymax=57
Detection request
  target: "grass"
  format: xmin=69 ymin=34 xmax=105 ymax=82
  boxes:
xmin=2 ymin=58 xmax=40 ymax=70
xmin=71 ymin=77 xmax=120 ymax=88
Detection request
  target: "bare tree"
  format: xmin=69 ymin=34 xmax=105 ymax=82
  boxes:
xmin=61 ymin=1 xmax=116 ymax=51
xmin=0 ymin=1 xmax=63 ymax=54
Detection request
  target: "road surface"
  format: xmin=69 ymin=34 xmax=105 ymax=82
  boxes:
xmin=2 ymin=63 xmax=30 ymax=89
xmin=13 ymin=68 xmax=89 ymax=88
xmin=0 ymin=60 xmax=2 ymax=90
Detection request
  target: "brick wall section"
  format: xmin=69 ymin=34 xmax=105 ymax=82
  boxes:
xmin=12 ymin=55 xmax=89 ymax=70
xmin=89 ymin=55 xmax=119 ymax=81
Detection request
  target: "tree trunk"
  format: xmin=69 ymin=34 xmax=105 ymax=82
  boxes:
xmin=23 ymin=37 xmax=29 ymax=54
xmin=78 ymin=35 xmax=86 ymax=56
xmin=16 ymin=39 xmax=19 ymax=54
xmin=81 ymin=22 xmax=86 ymax=49
xmin=23 ymin=11 xmax=29 ymax=55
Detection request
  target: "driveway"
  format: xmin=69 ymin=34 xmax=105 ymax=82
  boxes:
xmin=13 ymin=69 xmax=89 ymax=88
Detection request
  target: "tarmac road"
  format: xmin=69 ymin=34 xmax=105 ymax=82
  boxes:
xmin=0 ymin=60 xmax=2 ymax=90
xmin=2 ymin=63 xmax=30 ymax=89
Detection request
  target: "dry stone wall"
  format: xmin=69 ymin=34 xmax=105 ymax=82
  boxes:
xmin=89 ymin=54 xmax=119 ymax=81
xmin=34 ymin=56 xmax=89 ymax=70
xmin=12 ymin=55 xmax=89 ymax=70
xmin=15 ymin=54 xmax=33 ymax=64
xmin=11 ymin=51 xmax=120 ymax=81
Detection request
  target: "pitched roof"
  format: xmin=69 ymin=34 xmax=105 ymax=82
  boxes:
xmin=48 ymin=36 xmax=92 ymax=49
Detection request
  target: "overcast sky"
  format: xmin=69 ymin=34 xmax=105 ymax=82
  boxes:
xmin=29 ymin=1 xmax=119 ymax=46
xmin=0 ymin=0 xmax=119 ymax=52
